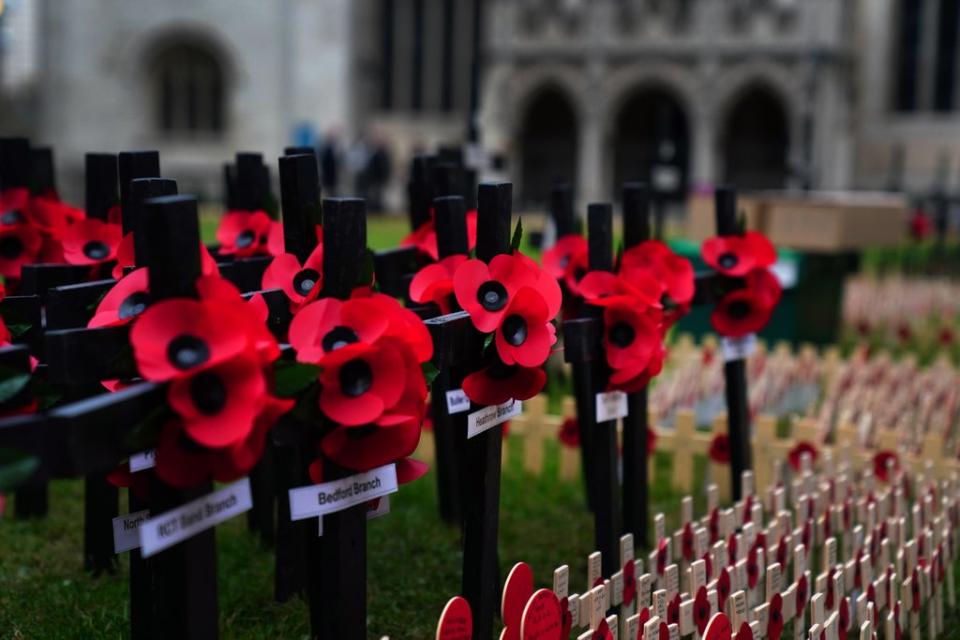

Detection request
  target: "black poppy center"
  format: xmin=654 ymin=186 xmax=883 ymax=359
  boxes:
xmin=609 ymin=322 xmax=636 ymax=348
xmin=573 ymin=267 xmax=586 ymax=282
xmin=189 ymin=371 xmax=227 ymax=415
xmin=236 ymin=229 xmax=256 ymax=249
xmin=1 ymin=210 xmax=23 ymax=225
xmin=727 ymin=299 xmax=752 ymax=319
xmin=501 ymin=314 xmax=528 ymax=346
xmin=339 ymin=358 xmax=373 ymax=397
xmin=118 ymin=291 xmax=151 ymax=320
xmin=718 ymin=252 xmax=739 ymax=269
xmin=322 ymin=325 xmax=359 ymax=352
xmin=0 ymin=235 xmax=23 ymax=259
xmin=83 ymin=240 xmax=110 ymax=260
xmin=477 ymin=280 xmax=508 ymax=312
xmin=347 ymin=424 xmax=378 ymax=440
xmin=167 ymin=335 xmax=211 ymax=370
xmin=293 ymin=268 xmax=320 ymax=296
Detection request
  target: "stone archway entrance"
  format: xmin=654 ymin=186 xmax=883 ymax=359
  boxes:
xmin=721 ymin=85 xmax=790 ymax=190
xmin=518 ymin=85 xmax=578 ymax=208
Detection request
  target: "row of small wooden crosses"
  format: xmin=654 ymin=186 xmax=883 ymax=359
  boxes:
xmin=435 ymin=458 xmax=959 ymax=640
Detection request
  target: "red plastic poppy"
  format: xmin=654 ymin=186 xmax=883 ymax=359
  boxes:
xmin=154 ymin=418 xmax=217 ymax=488
xmin=717 ymin=568 xmax=731 ymax=613
xmin=711 ymin=285 xmax=777 ymax=338
xmin=796 ymin=574 xmax=807 ymax=614
xmin=911 ymin=568 xmax=920 ymax=612
xmin=542 ymin=234 xmax=587 ymax=280
xmin=317 ymin=341 xmax=407 ymax=426
xmin=62 ymin=218 xmax=122 ymax=266
xmin=216 ymin=210 xmax=273 ymax=257
xmin=168 ymin=354 xmax=266 ymax=448
xmin=395 ymin=457 xmax=429 ymax=484
xmin=401 ymin=209 xmax=478 ymax=261
xmin=111 ymin=234 xmax=216 ymax=280
xmin=288 ymin=296 xmax=397 ymax=364
xmin=364 ymin=292 xmax=434 ymax=363
xmin=375 ymin=337 xmax=429 ymax=427
xmin=825 ymin=568 xmax=836 ymax=610
xmin=130 ymin=298 xmax=250 ymax=381
xmin=694 ymin=586 xmax=711 ymax=635
xmin=702 ymin=231 xmax=776 ymax=277
xmin=647 ymin=427 xmax=656 ymax=456
xmin=607 ymin=344 xmax=665 ymax=393
xmin=0 ymin=223 xmax=42 ymax=279
xmin=495 ymin=286 xmax=556 ymax=367
xmin=591 ymin=618 xmax=613 ymax=640
xmin=89 ymin=267 xmax=150 ymax=328
xmin=667 ymin=594 xmax=680 ymax=625
xmin=603 ymin=300 xmax=661 ymax=371
xmin=558 ymin=416 xmax=579 ymax=448
xmin=461 ymin=362 xmax=545 ymax=406
xmin=320 ymin=418 xmax=420 ymax=472
xmin=559 ymin=596 xmax=573 ymax=638
xmin=767 ymin=593 xmax=784 ymax=640
xmin=453 ymin=253 xmax=560 ymax=333
xmin=211 ymin=396 xmax=294 ymax=481
xmin=681 ymin=522 xmax=695 ymax=561
xmin=107 ymin=462 xmax=151 ymax=502
xmin=788 ymin=441 xmax=818 ymax=472
xmin=621 ymin=240 xmax=695 ymax=306
xmin=261 ymin=243 xmax=324 ymax=310
xmin=577 ymin=270 xmax=663 ymax=310
xmin=709 ymin=434 xmax=731 ymax=464
xmin=27 ymin=196 xmax=83 ymax=239
xmin=656 ymin=538 xmax=669 ymax=575
xmin=873 ymin=450 xmax=899 ymax=482
xmin=747 ymin=545 xmax=760 ymax=588
xmin=409 ymin=254 xmax=468 ymax=314
xmin=622 ymin=559 xmax=636 ymax=607
xmin=0 ymin=188 xmax=29 ymax=226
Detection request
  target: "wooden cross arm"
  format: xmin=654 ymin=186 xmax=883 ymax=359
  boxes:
xmin=20 ymin=264 xmax=99 ymax=296
xmin=0 ymin=294 xmax=42 ymax=347
xmin=0 ymin=413 xmax=65 ymax=483
xmin=563 ymin=317 xmax=603 ymax=364
xmin=691 ymin=270 xmax=743 ymax=307
xmin=425 ymin=310 xmax=484 ymax=368
xmin=216 ymin=255 xmax=272 ymax=293
xmin=48 ymin=381 xmax=165 ymax=475
xmin=44 ymin=325 xmax=133 ymax=385
xmin=45 ymin=279 xmax=115 ymax=330
xmin=374 ymin=246 xmax=420 ymax=299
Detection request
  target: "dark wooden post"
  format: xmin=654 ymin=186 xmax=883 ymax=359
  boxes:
xmin=565 ymin=203 xmax=620 ymax=577
xmin=118 ymin=151 xmax=161 ymax=236
xmin=429 ymin=195 xmax=469 ymax=524
xmin=550 ymin=181 xmax=578 ymax=238
xmin=31 ymin=147 xmax=57 ymax=197
xmin=407 ymin=155 xmax=432 ymax=230
xmin=621 ymin=183 xmax=651 ymax=549
xmin=235 ymin=152 xmax=268 ymax=212
xmin=715 ymin=186 xmax=751 ymax=500
xmin=307 ymin=197 xmax=368 ymax=640
xmin=461 ymin=182 xmax=512 ymax=640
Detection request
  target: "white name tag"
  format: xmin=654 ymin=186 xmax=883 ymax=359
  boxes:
xmin=467 ymin=399 xmax=521 ymax=438
xmin=139 ymin=478 xmax=252 ymax=558
xmin=721 ymin=335 xmax=757 ymax=362
xmin=445 ymin=389 xmax=471 ymax=415
xmin=595 ymin=391 xmax=628 ymax=422
xmin=129 ymin=449 xmax=156 ymax=473
xmin=112 ymin=509 xmax=149 ymax=553
xmin=289 ymin=463 xmax=398 ymax=521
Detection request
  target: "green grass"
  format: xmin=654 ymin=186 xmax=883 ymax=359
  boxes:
xmin=0 ymin=438 xmax=693 ymax=639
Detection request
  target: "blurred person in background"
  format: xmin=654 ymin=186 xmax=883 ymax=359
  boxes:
xmin=320 ymin=127 xmax=343 ymax=196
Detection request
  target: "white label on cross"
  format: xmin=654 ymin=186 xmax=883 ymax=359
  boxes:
xmin=596 ymin=391 xmax=628 ymax=422
xmin=445 ymin=389 xmax=471 ymax=414
xmin=112 ymin=509 xmax=149 ymax=553
xmin=289 ymin=463 xmax=398 ymax=520
xmin=129 ymin=449 xmax=156 ymax=473
xmin=721 ymin=334 xmax=757 ymax=362
xmin=588 ymin=551 xmax=602 ymax=589
xmin=555 ymin=565 xmax=570 ymax=600
xmin=467 ymin=399 xmax=521 ymax=438
xmin=139 ymin=478 xmax=252 ymax=558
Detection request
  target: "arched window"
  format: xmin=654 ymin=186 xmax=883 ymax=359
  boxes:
xmin=518 ymin=85 xmax=579 ymax=207
xmin=150 ymin=42 xmax=225 ymax=137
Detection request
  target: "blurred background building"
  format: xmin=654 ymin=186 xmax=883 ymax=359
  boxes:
xmin=0 ymin=0 xmax=958 ymax=209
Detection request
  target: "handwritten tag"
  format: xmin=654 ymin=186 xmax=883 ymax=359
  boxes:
xmin=437 ymin=595 xmax=472 ymax=640
xmin=139 ymin=478 xmax=251 ymax=558
xmin=129 ymin=449 xmax=156 ymax=473
xmin=112 ymin=509 xmax=149 ymax=553
xmin=596 ymin=391 xmax=628 ymax=422
xmin=445 ymin=389 xmax=471 ymax=415
xmin=467 ymin=399 xmax=521 ymax=438
xmin=721 ymin=334 xmax=757 ymax=363
xmin=521 ymin=589 xmax=563 ymax=640
xmin=289 ymin=463 xmax=398 ymax=520
xmin=554 ymin=565 xmax=570 ymax=600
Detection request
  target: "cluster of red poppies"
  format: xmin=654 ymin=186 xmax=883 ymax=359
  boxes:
xmin=216 ymin=209 xmax=282 ymax=258
xmin=261 ymin=229 xmax=324 ymax=311
xmin=541 ymin=233 xmax=589 ymax=299
xmin=119 ymin=274 xmax=290 ymax=488
xmin=287 ymin=291 xmax=432 ymax=484
xmin=701 ymin=231 xmax=781 ymax=338
xmin=575 ymin=240 xmax=695 ymax=392
xmin=402 ymin=208 xmax=478 ymax=261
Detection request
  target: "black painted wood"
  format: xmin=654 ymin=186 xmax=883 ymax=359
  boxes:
xmin=31 ymin=147 xmax=57 ymax=197
xmin=129 ymin=178 xmax=178 ymax=266
xmin=85 ymin=154 xmax=118 ymax=222
xmin=0 ymin=137 xmax=31 ymax=190
xmin=550 ymin=181 xmax=578 ymax=238
xmin=279 ymin=154 xmax=322 ymax=264
xmin=407 ymin=155 xmax=432 ymax=230
xmin=118 ymin=151 xmax=160 ymax=236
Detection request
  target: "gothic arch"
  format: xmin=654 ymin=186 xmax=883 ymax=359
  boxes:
xmin=515 ymin=83 xmax=580 ymax=207
xmin=719 ymin=82 xmax=791 ymax=190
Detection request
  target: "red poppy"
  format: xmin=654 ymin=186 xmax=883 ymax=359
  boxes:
xmin=603 ymin=300 xmax=661 ymax=370
xmin=461 ymin=362 xmax=545 ymax=406
xmin=409 ymin=254 xmax=468 ymax=314
xmin=62 ymin=218 xmax=122 ymax=265
xmin=735 ymin=621 xmax=753 ymax=640
xmin=709 ymin=434 xmax=731 ymax=464
xmin=89 ymin=267 xmax=150 ymax=328
xmin=111 ymin=234 xmax=216 ymax=280
xmin=708 ymin=508 xmax=720 ymax=543
xmin=839 ymin=596 xmax=851 ymax=631
xmin=621 ymin=240 xmax=695 ymax=306
xmin=647 ymin=427 xmax=656 ymax=456
xmin=320 ymin=418 xmax=421 ymax=472
xmin=694 ymin=586 xmax=711 ymax=635
xmin=591 ymin=618 xmax=613 ymax=640
xmin=717 ymin=568 xmax=731 ymax=612
xmin=727 ymin=533 xmax=737 ymax=566
xmin=667 ymin=594 xmax=681 ymax=625
xmin=767 ymin=593 xmax=783 ymax=640
xmin=796 ymin=574 xmax=808 ymax=614
xmin=702 ymin=231 xmax=776 ymax=277
xmin=27 ymin=196 xmax=83 ymax=239
xmin=0 ymin=188 xmax=29 ymax=226
xmin=787 ymin=441 xmax=818 ymax=472
xmin=542 ymin=234 xmax=587 ymax=280
xmin=558 ymin=596 xmax=573 ymax=638
xmin=622 ymin=559 xmax=636 ymax=607
xmin=494 ymin=286 xmax=556 ymax=367
xmin=911 ymin=568 xmax=920 ymax=612
xmin=775 ymin=538 xmax=788 ymax=570
xmin=196 ymin=276 xmax=281 ymax=365
xmin=261 ymin=242 xmax=324 ymax=310
xmin=656 ymin=538 xmax=669 ymax=575
xmin=401 ymin=210 xmax=478 ymax=261
xmin=168 ymin=354 xmax=266 ymax=448
xmin=938 ymin=326 xmax=955 ymax=345
xmin=106 ymin=462 xmax=151 ymax=502
xmin=558 ymin=416 xmax=579 ymax=448
xmin=608 ymin=344 xmax=665 ymax=394
xmin=316 ymin=340 xmax=409 ymax=426
xmin=893 ymin=603 xmax=902 ymax=640
xmin=747 ymin=545 xmax=760 ymax=589
xmin=873 ymin=450 xmax=899 ymax=482
xmin=711 ymin=270 xmax=781 ymax=338
xmin=216 ymin=210 xmax=273 ymax=257
xmin=130 ymin=298 xmax=250 ymax=381
xmin=577 ymin=270 xmax=663 ymax=310
xmin=824 ymin=568 xmax=836 ymax=610
xmin=0 ymin=223 xmax=42 ymax=279
xmin=909 ymin=208 xmax=932 ymax=240
xmin=681 ymin=522 xmax=695 ymax=561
